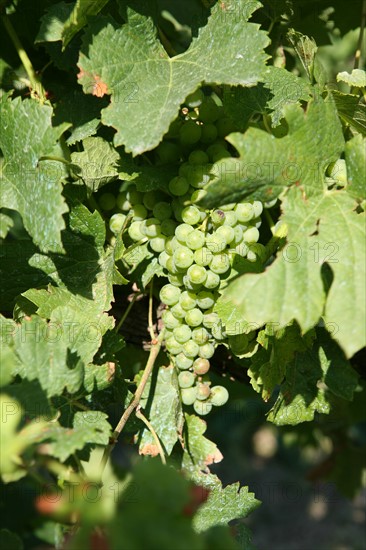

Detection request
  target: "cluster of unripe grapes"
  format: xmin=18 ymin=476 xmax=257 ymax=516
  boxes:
xmin=99 ymin=89 xmax=265 ymax=415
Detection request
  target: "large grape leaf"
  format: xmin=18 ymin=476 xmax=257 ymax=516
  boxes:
xmin=77 ymin=0 xmax=269 ymax=154
xmin=70 ymin=136 xmax=119 ymax=191
xmin=193 ymin=479 xmax=260 ymax=533
xmin=345 ymin=134 xmax=366 ymax=200
xmin=0 ymin=96 xmax=69 ymax=252
xmin=200 ymin=96 xmax=344 ymax=208
xmin=182 ymin=414 xmax=223 ymax=473
xmin=39 ymin=411 xmax=111 ymax=461
xmin=137 ymin=365 xmax=183 ymax=457
xmin=217 ymin=188 xmax=366 ymax=358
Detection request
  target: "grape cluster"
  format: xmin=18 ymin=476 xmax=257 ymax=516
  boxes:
xmin=99 ymin=89 xmax=265 ymax=415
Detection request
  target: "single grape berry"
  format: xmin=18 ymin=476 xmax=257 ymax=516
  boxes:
xmin=179 ymin=291 xmax=197 ymax=310
xmin=198 ymin=342 xmax=215 ymax=359
xmin=109 ymin=213 xmax=126 ymax=234
xmin=185 ymin=308 xmax=204 ymax=327
xmin=193 ymin=357 xmax=210 ymax=375
xmin=193 ymin=400 xmax=213 ymax=416
xmin=187 ymin=264 xmax=207 ymax=285
xmin=165 ymin=337 xmax=183 ymax=355
xmin=179 ymin=121 xmax=202 ymax=146
xmin=175 ymin=352 xmax=194 ymax=370
xmin=191 ymin=327 xmax=210 ymax=345
xmin=181 ymin=386 xmax=197 ymax=405
xmin=182 ymin=339 xmax=200 ymax=358
xmin=178 ymin=371 xmax=196 ymax=389
xmin=188 ymin=150 xmax=209 ymax=165
xmin=99 ymin=192 xmax=116 ymax=211
xmin=160 ymin=284 xmax=181 ymax=306
xmin=175 ymin=223 xmax=194 ymax=244
xmin=186 ymin=229 xmax=205 ymax=251
xmin=196 ymin=383 xmax=211 ymax=401
xmin=162 ymin=309 xmax=181 ymax=329
xmin=173 ymin=324 xmax=192 ymax=344
xmin=209 ymin=386 xmax=229 ymax=406
xmin=169 ymin=176 xmax=189 ymax=197
xmin=173 ymin=246 xmax=194 ymax=269
xmin=182 ymin=205 xmax=201 ymax=226
xmin=153 ymin=201 xmax=172 ymax=221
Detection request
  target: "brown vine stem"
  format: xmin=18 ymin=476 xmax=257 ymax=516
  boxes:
xmin=148 ymin=279 xmax=156 ymax=341
xmin=135 ymin=406 xmax=166 ymax=465
xmin=99 ymin=328 xmax=165 ymax=478
xmin=354 ymin=0 xmax=366 ymax=69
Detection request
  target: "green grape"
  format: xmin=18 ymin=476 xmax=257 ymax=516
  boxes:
xmin=182 ymin=339 xmax=200 ymax=358
xmin=209 ymin=252 xmax=230 ymax=274
xmin=166 ymin=256 xmax=181 ymax=275
xmin=142 ymin=191 xmax=159 ymax=210
xmin=185 ymin=308 xmax=204 ymax=327
xmin=131 ymin=203 xmax=148 ymax=221
xmin=191 ymin=327 xmax=210 ymax=345
xmin=99 ymin=192 xmax=116 ymax=211
xmin=206 ymin=143 xmax=228 ymax=162
xmin=220 ymin=203 xmax=236 ymax=211
xmin=175 ymin=353 xmax=194 ymax=370
xmin=200 ymin=123 xmax=218 ymax=144
xmin=247 ymin=243 xmax=265 ymax=262
xmin=235 ymin=203 xmax=255 ymax=223
xmin=216 ymin=116 xmax=235 ymax=137
xmin=196 ymin=290 xmax=215 ymax=309
xmin=142 ymin=218 xmax=161 ymax=238
xmin=179 ymin=121 xmax=202 ymax=146
xmin=187 ymin=264 xmax=207 ymax=285
xmin=160 ymin=284 xmax=181 ymax=306
xmin=169 ymin=176 xmax=190 ymax=197
xmin=109 ymin=213 xmax=126 ymax=234
xmin=173 ymin=324 xmax=192 ymax=344
xmin=233 ymin=225 xmax=243 ymax=245
xmin=181 ymin=205 xmax=201 ymax=226
xmin=194 ymin=247 xmax=213 ymax=267
xmin=183 ymin=276 xmax=202 ymax=293
xmin=203 ymin=312 xmax=220 ymax=329
xmin=198 ymin=97 xmax=220 ymax=123
xmin=126 ymin=187 xmax=143 ymax=205
xmin=179 ymin=290 xmax=197 ymax=310
xmin=166 ymin=119 xmax=183 ymax=139
xmin=116 ymin=192 xmax=131 ymax=211
xmin=209 ymin=385 xmax=229 ymax=406
xmin=191 ymin=189 xmax=207 ymax=203
xmin=165 ymin=236 xmax=178 ymax=255
xmin=173 ymin=246 xmax=194 ymax=269
xmin=186 ymin=165 xmax=211 ymax=189
xmin=128 ymin=220 xmax=144 ymax=241
xmin=222 ymin=210 xmax=237 ymax=226
xmin=185 ymin=229 xmax=205 ymax=251
xmin=160 ymin=218 xmax=178 ymax=237
xmin=181 ymin=386 xmax=197 ymax=405
xmin=193 ymin=357 xmax=210 ymax=375
xmin=228 ymin=333 xmax=249 ymax=356
xmin=188 ymin=150 xmax=209 ymax=165
xmin=211 ymin=209 xmax=225 ymax=225
xmin=185 ymin=89 xmax=204 ymax=108
xmin=158 ymin=250 xmax=170 ymax=269
xmin=252 ymin=200 xmax=263 ymax=217
xmin=168 ymin=273 xmax=184 ymax=287
xmin=153 ymin=201 xmax=172 ymax=221
xmin=171 ymin=303 xmax=186 ymax=319
xmin=196 ymin=383 xmax=211 ymax=401
xmin=243 ymin=227 xmax=259 ymax=243
xmin=206 ymin=233 xmax=227 ymax=253
xmin=149 ymin=235 xmax=166 ymax=253
xmin=155 ymin=141 xmax=181 ymax=164
xmin=193 ymin=400 xmax=212 ymax=415
xmin=198 ymin=342 xmax=215 ymax=359
xmin=204 ymin=270 xmax=220 ymax=289
xmin=175 ymin=223 xmax=194 ymax=244
xmin=211 ymin=322 xmax=226 ymax=341
xmin=162 ymin=309 xmax=182 ymax=329
xmin=216 ymin=225 xmax=235 ymax=245
xmin=233 ymin=242 xmax=249 ymax=257
xmin=166 ymin=337 xmax=183 ymax=355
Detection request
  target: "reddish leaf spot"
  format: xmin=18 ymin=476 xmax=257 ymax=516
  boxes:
xmin=139 ymin=443 xmax=159 ymax=457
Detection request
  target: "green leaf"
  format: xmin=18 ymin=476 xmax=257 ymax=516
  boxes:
xmin=0 ymin=212 xmax=14 ymax=239
xmin=193 ymin=481 xmax=260 ymax=532
xmin=138 ymin=365 xmax=183 ymax=456
xmin=10 ymin=316 xmax=84 ymax=397
xmin=337 ymin=69 xmax=366 ymax=88
xmin=200 ymin=96 xmax=344 ymax=207
xmin=41 ymin=411 xmax=111 ymax=461
xmin=217 ymin=188 xmax=365 ymax=358
xmin=71 ymin=137 xmax=119 ymax=191
xmin=223 ymin=66 xmax=311 ymax=129
xmin=0 ymin=95 xmax=69 ymax=252
xmin=287 ymin=28 xmax=318 ymax=82
xmin=78 ymin=0 xmax=269 ymax=154
xmin=62 ymin=0 xmax=111 ymax=47
xmin=331 ymin=90 xmax=366 ymax=135
xmin=182 ymin=414 xmax=223 ymax=473
xmin=345 ymin=134 xmax=366 ymax=200
xmin=35 ymin=2 xmax=74 ymax=42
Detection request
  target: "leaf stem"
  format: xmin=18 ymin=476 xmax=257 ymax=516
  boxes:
xmin=135 ymin=406 xmax=166 ymax=465
xmin=1 ymin=14 xmax=47 ymax=103
xmin=115 ymin=292 xmax=140 ymax=333
xmin=99 ymin=328 xmax=165 ymax=477
xmin=264 ymin=208 xmax=275 ymax=233
xmin=148 ymin=279 xmax=156 ymax=341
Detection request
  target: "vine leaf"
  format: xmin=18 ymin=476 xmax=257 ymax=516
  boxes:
xmin=78 ymin=0 xmax=269 ymax=154
xmin=199 ymin=96 xmax=344 ymax=208
xmin=138 ymin=366 xmax=183 ymax=457
xmin=182 ymin=414 xmax=223 ymax=473
xmin=216 ymin=188 xmax=366 ymax=358
xmin=345 ymin=134 xmax=366 ymax=200
xmin=62 ymin=0 xmax=111 ymax=47
xmin=0 ymin=96 xmax=70 ymax=252
xmin=71 ymin=136 xmax=119 ymax=192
